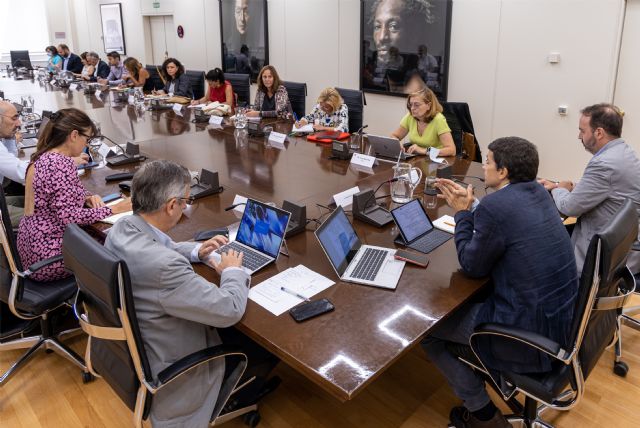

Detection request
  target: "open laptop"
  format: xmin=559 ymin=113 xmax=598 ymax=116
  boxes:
xmin=20 ymin=116 xmax=50 ymax=148
xmin=367 ymin=134 xmax=416 ymax=160
xmin=215 ymin=199 xmax=291 ymax=274
xmin=391 ymin=199 xmax=452 ymax=254
xmin=315 ymin=206 xmax=405 ymax=289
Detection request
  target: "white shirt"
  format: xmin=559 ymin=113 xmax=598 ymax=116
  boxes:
xmin=0 ymin=138 xmax=28 ymax=184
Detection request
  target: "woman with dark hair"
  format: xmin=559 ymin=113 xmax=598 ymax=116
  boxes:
xmin=17 ymin=108 xmax=131 ymax=282
xmin=153 ymin=57 xmax=193 ymax=98
xmin=246 ymin=65 xmax=292 ymax=119
xmin=73 ymin=52 xmax=95 ymax=79
xmin=190 ymin=68 xmax=235 ymax=112
xmin=121 ymin=57 xmax=150 ymax=88
xmin=45 ymin=45 xmax=62 ymax=72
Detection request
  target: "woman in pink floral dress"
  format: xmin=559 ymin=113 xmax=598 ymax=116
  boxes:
xmin=18 ymin=108 xmax=131 ymax=282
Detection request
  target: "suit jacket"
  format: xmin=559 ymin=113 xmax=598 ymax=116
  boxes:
xmin=65 ymin=53 xmax=83 ymax=74
xmin=90 ymin=60 xmax=110 ymax=81
xmin=164 ymin=73 xmax=194 ymax=98
xmin=104 ymin=214 xmax=250 ymax=427
xmin=454 ymin=181 xmax=578 ymax=373
xmin=552 ymin=139 xmax=640 ymax=274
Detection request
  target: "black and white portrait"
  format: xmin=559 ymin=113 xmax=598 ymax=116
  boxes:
xmin=361 ymin=0 xmax=452 ymax=98
xmin=219 ymin=0 xmax=268 ymax=82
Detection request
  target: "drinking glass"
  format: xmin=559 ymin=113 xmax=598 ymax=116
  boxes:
xmin=235 ymin=106 xmax=247 ymax=129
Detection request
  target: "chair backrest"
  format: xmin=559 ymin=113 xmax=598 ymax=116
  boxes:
xmin=571 ymin=199 xmax=638 ymax=378
xmin=441 ymin=102 xmax=481 ymax=161
xmin=144 ymin=65 xmax=165 ymax=92
xmin=283 ymin=81 xmax=307 ymax=118
xmin=185 ymin=70 xmax=205 ymax=100
xmin=336 ymin=87 xmax=366 ymax=133
xmin=225 ymin=73 xmax=250 ymax=105
xmin=63 ymin=224 xmax=153 ymax=417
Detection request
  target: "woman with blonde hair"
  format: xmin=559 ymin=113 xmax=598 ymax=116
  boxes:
xmin=295 ymin=87 xmax=349 ymax=133
xmin=391 ymin=87 xmax=455 ymax=156
xmin=121 ymin=57 xmax=150 ymax=88
xmin=246 ymin=65 xmax=292 ymax=119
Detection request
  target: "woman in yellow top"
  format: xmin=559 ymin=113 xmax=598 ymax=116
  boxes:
xmin=391 ymin=87 xmax=456 ymax=156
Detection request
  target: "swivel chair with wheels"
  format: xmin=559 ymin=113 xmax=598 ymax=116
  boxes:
xmin=63 ymin=224 xmax=262 ymax=427
xmin=450 ymin=199 xmax=637 ymax=428
xmin=0 ymin=188 xmax=89 ymax=386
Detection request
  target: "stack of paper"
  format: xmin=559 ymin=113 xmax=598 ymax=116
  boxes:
xmin=249 ymin=265 xmax=335 ymax=316
xmin=291 ymin=123 xmax=314 ymax=133
xmin=433 ymin=215 xmax=456 ymax=234
xmin=100 ymin=199 xmax=132 ymax=224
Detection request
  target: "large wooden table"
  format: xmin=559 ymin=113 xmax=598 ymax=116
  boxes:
xmin=2 ymin=77 xmax=488 ymax=401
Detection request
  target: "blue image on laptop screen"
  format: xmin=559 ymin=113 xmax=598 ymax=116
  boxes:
xmin=394 ymin=199 xmax=433 ymax=242
xmin=316 ymin=208 xmax=360 ymax=272
xmin=236 ymin=200 xmax=289 ymax=258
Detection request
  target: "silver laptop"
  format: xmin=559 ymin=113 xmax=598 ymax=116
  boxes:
xmin=367 ymin=134 xmax=416 ymax=160
xmin=215 ymin=199 xmax=291 ymax=275
xmin=315 ymin=206 xmax=405 ymax=289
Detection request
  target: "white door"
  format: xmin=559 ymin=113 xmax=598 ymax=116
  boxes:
xmin=614 ymin=0 xmax=640 ymax=155
xmin=149 ymin=15 xmax=176 ymax=65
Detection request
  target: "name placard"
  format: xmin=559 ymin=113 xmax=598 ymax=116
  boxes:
xmin=333 ymin=186 xmax=361 ymax=208
xmin=209 ymin=115 xmax=223 ymax=125
xmin=350 ymin=153 xmax=376 ymax=169
xmin=268 ymin=131 xmax=287 ymax=145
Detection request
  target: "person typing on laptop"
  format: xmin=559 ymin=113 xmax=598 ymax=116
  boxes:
xmin=105 ymin=160 xmax=279 ymax=427
xmin=421 ymin=137 xmax=578 ymax=428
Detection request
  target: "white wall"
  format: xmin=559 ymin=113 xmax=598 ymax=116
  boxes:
xmin=44 ymin=0 xmax=631 ymax=180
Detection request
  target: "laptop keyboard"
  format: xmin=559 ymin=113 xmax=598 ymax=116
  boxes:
xmin=216 ymin=241 xmax=270 ymax=272
xmin=410 ymin=229 xmax=452 ymax=254
xmin=350 ymin=248 xmax=387 ymax=281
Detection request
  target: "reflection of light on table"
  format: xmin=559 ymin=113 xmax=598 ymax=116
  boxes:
xmin=378 ymin=305 xmax=436 ymax=347
xmin=318 ymin=353 xmax=373 ymax=382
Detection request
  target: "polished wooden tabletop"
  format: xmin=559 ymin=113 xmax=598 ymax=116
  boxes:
xmin=2 ymin=77 xmax=489 ymax=401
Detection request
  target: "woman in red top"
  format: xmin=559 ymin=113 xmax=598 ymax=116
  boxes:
xmin=191 ymin=68 xmax=235 ymax=113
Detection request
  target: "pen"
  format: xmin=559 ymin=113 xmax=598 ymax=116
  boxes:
xmin=444 ymin=221 xmax=456 ymax=227
xmin=280 ymin=286 xmax=310 ymax=302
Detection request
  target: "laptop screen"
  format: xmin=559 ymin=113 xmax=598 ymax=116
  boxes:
xmin=391 ymin=199 xmax=434 ymax=243
xmin=315 ymin=206 xmax=361 ymax=276
xmin=236 ymin=199 xmax=290 ymax=259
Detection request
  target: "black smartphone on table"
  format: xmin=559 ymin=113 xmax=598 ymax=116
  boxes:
xmin=394 ymin=249 xmax=429 ymax=267
xmin=289 ymin=298 xmax=335 ymax=322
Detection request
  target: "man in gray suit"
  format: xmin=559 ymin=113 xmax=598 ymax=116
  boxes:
xmin=105 ymin=160 xmax=277 ymax=427
xmin=539 ymin=103 xmax=640 ymax=273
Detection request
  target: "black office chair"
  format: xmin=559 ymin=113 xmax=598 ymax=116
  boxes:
xmin=283 ymin=81 xmax=307 ymax=118
xmin=441 ymin=102 xmax=481 ymax=162
xmin=448 ymin=199 xmax=637 ymax=428
xmin=336 ymin=87 xmax=366 ymax=134
xmin=144 ymin=65 xmax=165 ymax=92
xmin=63 ymin=224 xmax=261 ymax=428
xmin=0 ymin=188 xmax=89 ymax=386
xmin=186 ymin=70 xmax=205 ymax=100
xmin=226 ymin=73 xmax=251 ymax=106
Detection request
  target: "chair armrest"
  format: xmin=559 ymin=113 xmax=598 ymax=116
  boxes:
xmin=157 ymin=345 xmax=245 ymax=386
xmin=22 ymin=254 xmax=64 ymax=277
xmin=472 ymin=323 xmax=568 ymax=362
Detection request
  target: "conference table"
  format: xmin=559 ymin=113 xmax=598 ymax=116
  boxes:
xmin=1 ymin=76 xmax=489 ymax=402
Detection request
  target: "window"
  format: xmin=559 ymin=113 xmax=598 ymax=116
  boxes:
xmin=0 ymin=0 xmax=49 ymax=55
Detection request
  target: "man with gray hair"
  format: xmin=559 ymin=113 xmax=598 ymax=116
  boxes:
xmin=105 ymin=160 xmax=278 ymax=426
xmin=82 ymin=51 xmax=109 ymax=82
xmin=0 ymin=100 xmax=29 ymax=224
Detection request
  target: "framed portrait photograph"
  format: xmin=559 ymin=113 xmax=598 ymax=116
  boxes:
xmin=360 ymin=0 xmax=452 ymax=99
xmin=100 ymin=3 xmax=126 ymax=55
xmin=219 ymin=0 xmax=269 ymax=82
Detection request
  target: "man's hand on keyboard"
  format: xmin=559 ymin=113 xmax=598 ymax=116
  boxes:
xmin=199 ymin=235 xmax=229 ymax=260
xmin=212 ymin=248 xmax=244 ymax=274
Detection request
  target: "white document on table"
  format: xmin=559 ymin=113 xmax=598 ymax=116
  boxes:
xmin=249 ymin=265 xmax=335 ymax=316
xmin=100 ymin=199 xmax=132 ymax=224
xmin=292 ymin=123 xmax=314 ymax=133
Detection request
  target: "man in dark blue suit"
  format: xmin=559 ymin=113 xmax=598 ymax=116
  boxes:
xmin=422 ymin=137 xmax=578 ymax=428
xmin=57 ymin=44 xmax=83 ymax=74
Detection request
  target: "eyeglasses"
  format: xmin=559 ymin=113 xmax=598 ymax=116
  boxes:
xmin=174 ymin=196 xmax=195 ymax=206
xmin=408 ymin=102 xmax=426 ymax=109
xmin=78 ymin=132 xmax=102 ymax=145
